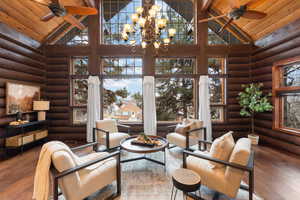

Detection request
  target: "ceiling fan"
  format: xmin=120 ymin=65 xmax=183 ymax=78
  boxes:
xmin=199 ymin=0 xmax=267 ymax=33
xmin=30 ymin=0 xmax=98 ymax=30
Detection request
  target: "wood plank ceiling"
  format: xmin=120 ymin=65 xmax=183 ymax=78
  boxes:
xmin=212 ymin=0 xmax=300 ymax=41
xmin=0 ymin=0 xmax=300 ymax=43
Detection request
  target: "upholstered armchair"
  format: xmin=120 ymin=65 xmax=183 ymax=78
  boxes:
xmin=183 ymin=133 xmax=254 ymax=200
xmin=93 ymin=119 xmax=131 ymax=151
xmin=166 ymin=119 xmax=206 ymax=150
xmin=51 ymin=142 xmax=121 ymax=200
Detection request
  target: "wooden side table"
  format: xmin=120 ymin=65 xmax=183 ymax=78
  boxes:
xmin=171 ymin=168 xmax=201 ymax=200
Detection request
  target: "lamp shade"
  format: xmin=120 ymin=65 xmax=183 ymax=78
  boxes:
xmin=33 ymin=101 xmax=50 ymax=111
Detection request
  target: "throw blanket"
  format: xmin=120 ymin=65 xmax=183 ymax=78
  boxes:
xmin=33 ymin=141 xmax=113 ymax=200
xmin=32 ymin=141 xmax=85 ymax=200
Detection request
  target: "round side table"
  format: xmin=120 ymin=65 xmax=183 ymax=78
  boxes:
xmin=171 ymin=168 xmax=201 ymax=200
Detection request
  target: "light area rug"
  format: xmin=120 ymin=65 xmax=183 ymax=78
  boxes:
xmin=58 ymin=147 xmax=263 ymax=200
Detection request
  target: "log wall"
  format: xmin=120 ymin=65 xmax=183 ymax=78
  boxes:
xmin=0 ymin=24 xmax=46 ymax=157
xmin=252 ymin=19 xmax=300 ymax=155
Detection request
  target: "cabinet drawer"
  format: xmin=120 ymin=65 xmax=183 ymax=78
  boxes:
xmin=35 ymin=130 xmax=48 ymax=140
xmin=6 ymin=133 xmax=34 ymax=147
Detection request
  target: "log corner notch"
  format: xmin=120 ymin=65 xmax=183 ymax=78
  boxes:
xmin=201 ymin=0 xmax=214 ymax=11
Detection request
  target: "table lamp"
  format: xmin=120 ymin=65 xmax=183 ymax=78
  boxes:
xmin=33 ymin=101 xmax=50 ymax=121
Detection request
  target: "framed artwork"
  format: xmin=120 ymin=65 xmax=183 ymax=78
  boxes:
xmin=6 ymin=82 xmax=41 ymax=115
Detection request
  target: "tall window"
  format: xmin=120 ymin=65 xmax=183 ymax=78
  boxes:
xmin=155 ymin=0 xmax=195 ymax=44
xmin=102 ymin=0 xmax=142 ymax=44
xmin=273 ymin=57 xmax=300 ymax=134
xmin=208 ymin=57 xmax=227 ymax=122
xmin=70 ymin=57 xmax=88 ymax=124
xmin=155 ymin=58 xmax=196 ymax=121
xmin=102 ymin=58 xmax=143 ymax=122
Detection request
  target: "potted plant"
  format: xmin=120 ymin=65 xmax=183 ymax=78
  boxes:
xmin=238 ymin=83 xmax=273 ymax=145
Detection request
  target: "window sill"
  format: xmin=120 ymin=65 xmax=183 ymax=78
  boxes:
xmin=273 ymin=127 xmax=300 ymax=137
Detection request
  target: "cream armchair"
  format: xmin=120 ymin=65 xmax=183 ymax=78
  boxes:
xmin=93 ymin=120 xmax=130 ymax=151
xmin=167 ymin=119 xmax=206 ymax=150
xmin=183 ymin=136 xmax=254 ymax=200
xmin=51 ymin=142 xmax=121 ymax=200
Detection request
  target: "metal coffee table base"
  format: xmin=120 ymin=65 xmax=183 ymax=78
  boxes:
xmin=121 ymin=149 xmax=166 ymax=167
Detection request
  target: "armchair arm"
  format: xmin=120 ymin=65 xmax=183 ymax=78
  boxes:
xmin=198 ymin=139 xmax=213 ymax=146
xmin=183 ymin=150 xmax=252 ymax=172
xmin=117 ymin=124 xmax=131 ymax=133
xmin=54 ymin=151 xmax=120 ymax=179
xmin=186 ymin=127 xmax=206 ymax=134
xmin=166 ymin=124 xmax=177 ymax=133
xmin=71 ymin=142 xmax=98 ymax=151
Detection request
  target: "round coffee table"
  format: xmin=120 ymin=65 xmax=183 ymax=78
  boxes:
xmin=120 ymin=135 xmax=169 ymax=168
xmin=171 ymin=168 xmax=201 ymax=200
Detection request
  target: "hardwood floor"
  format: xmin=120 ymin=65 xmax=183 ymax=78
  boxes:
xmin=0 ymin=144 xmax=300 ymax=200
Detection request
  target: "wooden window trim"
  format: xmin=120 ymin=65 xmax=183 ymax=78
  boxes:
xmin=272 ymin=56 xmax=300 ymax=136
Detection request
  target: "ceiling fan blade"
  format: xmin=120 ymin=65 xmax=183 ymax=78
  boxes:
xmin=64 ymin=6 xmax=98 ymax=15
xmin=63 ymin=15 xmax=86 ymax=30
xmin=41 ymin=12 xmax=55 ymax=21
xmin=243 ymin=10 xmax=267 ymax=19
xmin=199 ymin=14 xmax=228 ymax=23
xmin=218 ymin=18 xmax=233 ymax=33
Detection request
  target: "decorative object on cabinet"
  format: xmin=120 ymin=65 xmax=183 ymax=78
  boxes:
xmin=33 ymin=101 xmax=50 ymax=121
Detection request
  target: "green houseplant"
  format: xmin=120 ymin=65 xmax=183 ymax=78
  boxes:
xmin=238 ymin=83 xmax=273 ymax=144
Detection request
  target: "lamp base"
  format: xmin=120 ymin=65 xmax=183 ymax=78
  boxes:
xmin=38 ymin=111 xmax=46 ymax=121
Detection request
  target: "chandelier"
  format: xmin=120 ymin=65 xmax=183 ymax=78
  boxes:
xmin=121 ymin=1 xmax=176 ymax=52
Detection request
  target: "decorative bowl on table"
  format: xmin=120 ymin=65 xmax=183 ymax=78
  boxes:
xmin=131 ymin=134 xmax=162 ymax=147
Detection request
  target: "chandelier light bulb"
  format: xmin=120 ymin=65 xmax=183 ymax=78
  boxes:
xmin=131 ymin=13 xmax=139 ymax=23
xmin=157 ymin=19 xmax=166 ymax=29
xmin=153 ymin=41 xmax=160 ymax=49
xmin=122 ymin=32 xmax=128 ymax=41
xmin=151 ymin=5 xmax=161 ymax=12
xmin=163 ymin=38 xmax=170 ymax=45
xmin=136 ymin=6 xmax=144 ymax=15
xmin=168 ymin=28 xmax=176 ymax=37
xmin=138 ymin=17 xmax=146 ymax=28
xmin=124 ymin=24 xmax=132 ymax=33
xmin=149 ymin=9 xmax=157 ymax=18
xmin=142 ymin=41 xmax=147 ymax=49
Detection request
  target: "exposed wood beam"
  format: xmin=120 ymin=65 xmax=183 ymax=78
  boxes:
xmin=83 ymin=0 xmax=96 ymax=8
xmin=208 ymin=9 xmax=253 ymax=44
xmin=202 ymin=0 xmax=214 ymax=11
xmin=43 ymin=16 xmax=87 ymax=45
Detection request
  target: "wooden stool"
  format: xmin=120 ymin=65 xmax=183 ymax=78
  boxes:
xmin=171 ymin=168 xmax=201 ymax=200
